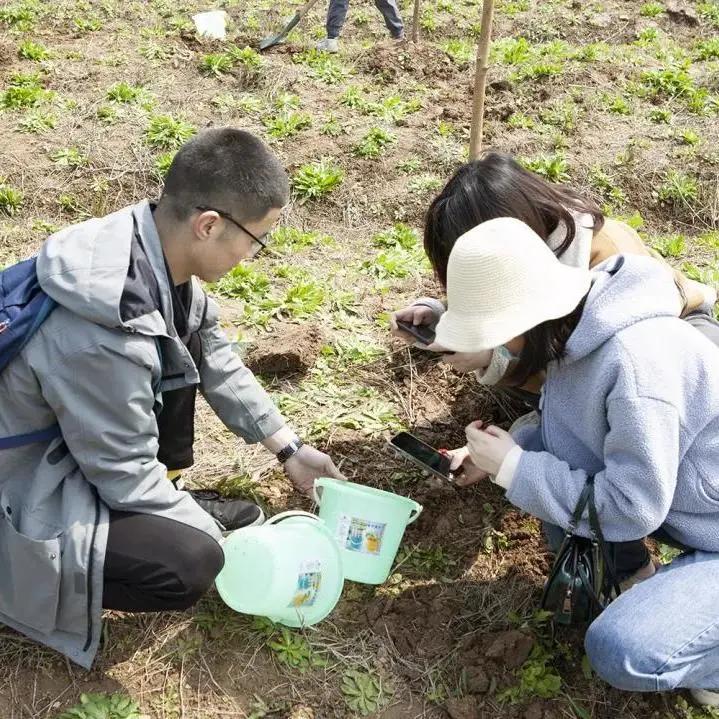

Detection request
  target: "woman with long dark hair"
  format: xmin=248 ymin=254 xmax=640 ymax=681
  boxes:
xmin=432 ymin=217 xmax=719 ymax=707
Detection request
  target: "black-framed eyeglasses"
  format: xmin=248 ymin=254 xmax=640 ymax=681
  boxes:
xmin=195 ymin=205 xmax=268 ymax=257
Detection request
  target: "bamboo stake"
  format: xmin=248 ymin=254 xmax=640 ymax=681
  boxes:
xmin=411 ymin=0 xmax=421 ymax=42
xmin=468 ymin=0 xmax=496 ymax=160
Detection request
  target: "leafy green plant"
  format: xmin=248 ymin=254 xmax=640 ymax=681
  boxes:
xmin=18 ymin=40 xmax=50 ymax=60
xmin=604 ymin=94 xmax=632 ymax=115
xmin=320 ymin=337 xmax=386 ymax=366
xmin=199 ymin=52 xmax=234 ymax=77
xmin=698 ymin=0 xmax=719 ymax=26
xmin=340 ymin=86 xmax=365 ymax=109
xmin=640 ymin=1 xmax=664 ymax=16
xmin=227 ymin=45 xmax=263 ymax=70
xmin=354 ymin=127 xmax=396 ymax=158
xmin=640 ymin=64 xmax=694 ymax=99
xmin=395 ymin=545 xmax=456 ymax=577
xmin=270 ymin=226 xmax=329 ymax=252
xmin=407 ymin=175 xmax=442 ymax=193
xmin=264 ymin=111 xmax=312 ymax=139
xmin=494 ymin=36 xmax=532 ymax=64
xmin=208 ymin=264 xmax=271 ymax=301
xmin=57 ymin=693 xmax=140 ymax=719
xmin=539 ymin=100 xmax=578 ymax=132
xmin=589 ymin=167 xmax=627 ymax=207
xmin=107 ymin=82 xmax=143 ymax=103
xmin=420 ymin=7 xmax=437 ymax=32
xmin=282 ymin=280 xmax=326 ymax=318
xmin=0 ymin=184 xmax=23 ymax=216
xmin=96 ymin=104 xmax=118 ymax=124
xmin=321 ymin=113 xmax=344 ymax=136
xmin=508 ymin=112 xmax=535 ymax=129
xmin=145 ymin=114 xmax=195 ymax=149
xmin=655 ymin=169 xmax=698 ymax=206
xmin=73 ymin=16 xmax=103 ymax=32
xmin=372 ymin=223 xmax=418 ymax=250
xmin=294 ymin=49 xmax=350 ymax=84
xmin=365 ymin=95 xmax=422 ymax=123
xmin=292 ymin=159 xmax=344 ymax=201
xmin=695 ymin=38 xmax=719 ymax=60
xmin=363 ymin=246 xmax=424 ymax=279
xmin=0 ymin=0 xmax=42 ymax=30
xmin=267 ymin=628 xmax=326 ymax=671
xmin=442 ymin=39 xmax=474 ymax=65
xmin=648 ymin=107 xmax=672 ymax=123
xmin=153 ymin=150 xmax=177 ymax=178
xmin=51 ymin=148 xmax=88 ymax=168
xmin=521 ymin=154 xmax=570 ymax=183
xmin=17 ymin=109 xmax=56 ymax=133
xmin=341 ymin=669 xmax=390 ymax=716
xmin=678 ymin=128 xmax=701 ymax=145
xmin=397 ymin=157 xmax=421 ymax=173
xmin=497 ymin=645 xmax=562 ymax=704
xmin=652 ymin=234 xmax=686 ymax=257
xmin=1 ymin=73 xmax=51 ymax=109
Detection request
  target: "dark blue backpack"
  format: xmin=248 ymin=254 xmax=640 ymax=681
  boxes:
xmin=0 ymin=257 xmax=62 ymax=450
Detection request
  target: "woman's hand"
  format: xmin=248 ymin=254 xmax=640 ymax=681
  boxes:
xmin=444 ymin=446 xmax=490 ymax=487
xmin=390 ymin=304 xmax=437 ymax=345
xmin=465 ymin=421 xmax=517 ymax=475
xmin=432 ymin=349 xmax=493 ymax=373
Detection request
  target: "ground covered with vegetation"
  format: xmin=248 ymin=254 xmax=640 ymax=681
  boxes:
xmin=1 ymin=0 xmax=718 ymax=716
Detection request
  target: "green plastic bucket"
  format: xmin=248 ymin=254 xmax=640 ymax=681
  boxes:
xmin=313 ymin=477 xmax=422 ymax=585
xmin=215 ymin=511 xmax=344 ymax=627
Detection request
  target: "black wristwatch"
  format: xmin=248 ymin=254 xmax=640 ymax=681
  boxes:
xmin=276 ymin=438 xmax=304 ymax=464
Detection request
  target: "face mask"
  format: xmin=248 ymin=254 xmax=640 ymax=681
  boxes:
xmin=496 ymin=345 xmax=520 ymax=361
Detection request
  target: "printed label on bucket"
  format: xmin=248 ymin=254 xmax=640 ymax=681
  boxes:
xmin=289 ymin=559 xmax=322 ymax=608
xmin=336 ymin=514 xmax=386 ymax=555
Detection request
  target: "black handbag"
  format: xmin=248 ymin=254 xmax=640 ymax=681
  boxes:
xmin=540 ymin=477 xmax=621 ymax=625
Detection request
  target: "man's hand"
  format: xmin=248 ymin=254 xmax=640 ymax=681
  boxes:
xmin=465 ymin=421 xmax=517 ymax=475
xmin=283 ymin=444 xmax=345 ymax=495
xmin=444 ymin=445 xmax=490 ymax=487
xmin=390 ymin=304 xmax=437 ymax=344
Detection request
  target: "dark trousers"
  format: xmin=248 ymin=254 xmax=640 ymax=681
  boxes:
xmin=102 ymin=511 xmax=224 ymax=612
xmin=326 ymin=0 xmax=404 ymax=38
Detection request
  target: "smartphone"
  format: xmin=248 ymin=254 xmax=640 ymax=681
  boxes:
xmin=389 ymin=431 xmax=461 ymax=481
xmin=396 ymin=319 xmax=436 ymax=345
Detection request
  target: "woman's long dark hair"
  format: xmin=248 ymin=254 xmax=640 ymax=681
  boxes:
xmin=423 ymin=152 xmax=600 ymax=382
xmin=423 ymin=152 xmax=604 ymax=287
xmin=505 ymin=295 xmax=588 ymax=387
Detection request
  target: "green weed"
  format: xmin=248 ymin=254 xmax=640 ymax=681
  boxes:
xmin=507 ymin=112 xmax=535 ymax=129
xmin=153 ymin=151 xmax=176 ymax=178
xmin=0 ymin=0 xmax=42 ymax=30
xmin=539 ymin=100 xmax=579 ymax=132
xmin=521 ymin=154 xmax=570 ymax=183
xmin=267 ymin=628 xmax=327 ymax=672
xmin=282 ymin=280 xmax=327 ymax=318
xmin=397 ymin=157 xmax=421 ymax=173
xmin=652 ymin=234 xmax=686 ymax=257
xmin=320 ymin=113 xmax=344 ymax=136
xmin=51 ymin=148 xmax=88 ymax=168
xmin=227 ymin=45 xmax=263 ymax=70
xmin=678 ymin=128 xmax=701 ymax=145
xmin=0 ymin=185 xmax=23 ymax=216
xmin=494 ymin=37 xmax=532 ymax=64
xmin=145 ymin=114 xmax=195 ymax=149
xmin=365 ymin=95 xmax=422 ymax=123
xmin=420 ymin=7 xmax=437 ymax=32
xmin=270 ymin=227 xmax=331 ymax=252
xmin=264 ymin=112 xmax=312 ymax=140
xmin=372 ymin=223 xmax=418 ymax=250
xmin=407 ymin=175 xmax=442 ymax=193
xmin=1 ymin=73 xmax=50 ymax=109
xmin=395 ymin=545 xmax=456 ymax=577
xmin=640 ymin=64 xmax=694 ymax=98
xmin=73 ymin=16 xmax=103 ymax=33
xmin=603 ymin=94 xmax=633 ymax=115
xmin=320 ymin=337 xmax=386 ymax=366
xmin=107 ymin=81 xmax=143 ymax=103
xmin=648 ymin=107 xmax=672 ymax=123
xmin=354 ymin=127 xmax=397 ymax=158
xmin=442 ymin=39 xmax=474 ymax=65
xmin=294 ymin=49 xmax=350 ymax=84
xmin=341 ymin=669 xmax=391 ymax=716
xmin=363 ymin=246 xmax=422 ymax=278
xmin=96 ymin=105 xmax=118 ymax=124
xmin=655 ymin=169 xmax=698 ymax=206
xmin=698 ymin=1 xmax=719 ymax=26
xmin=273 ymin=92 xmax=300 ymax=111
xmin=199 ymin=53 xmax=233 ymax=77
xmin=57 ymin=693 xmax=140 ymax=719
xmin=640 ymin=1 xmax=664 ymax=16
xmin=18 ymin=40 xmax=50 ymax=60
xmin=208 ymin=264 xmax=271 ymax=301
xmin=497 ymin=644 xmax=562 ymax=704
xmin=695 ymin=38 xmax=719 ymax=60
xmin=589 ymin=167 xmax=627 ymax=207
xmin=16 ymin=109 xmax=56 ymax=133
xmin=292 ymin=159 xmax=344 ymax=201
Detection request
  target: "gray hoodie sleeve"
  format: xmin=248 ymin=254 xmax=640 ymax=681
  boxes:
xmin=39 ymin=331 xmax=222 ymax=541
xmin=506 ymin=395 xmax=680 ymax=541
xmin=198 ymin=296 xmax=286 ymax=443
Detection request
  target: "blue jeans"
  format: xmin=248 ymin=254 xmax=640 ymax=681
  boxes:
xmin=326 ymin=0 xmax=404 ymax=39
xmin=585 ymin=550 xmax=719 ymax=691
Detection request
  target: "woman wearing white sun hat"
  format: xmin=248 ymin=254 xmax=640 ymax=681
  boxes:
xmin=436 ymin=217 xmax=719 ymax=706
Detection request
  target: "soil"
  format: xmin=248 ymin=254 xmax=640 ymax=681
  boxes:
xmin=244 ymin=322 xmax=326 ymax=377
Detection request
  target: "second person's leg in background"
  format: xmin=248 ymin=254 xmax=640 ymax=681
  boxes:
xmin=317 ymin=0 xmax=349 ymax=51
xmin=374 ymin=0 xmax=404 ymax=38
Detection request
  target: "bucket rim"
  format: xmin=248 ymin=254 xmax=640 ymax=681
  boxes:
xmin=314 ymin=476 xmax=421 ymax=510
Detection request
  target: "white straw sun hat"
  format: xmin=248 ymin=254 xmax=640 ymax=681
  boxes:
xmin=434 ymin=217 xmax=592 ymax=353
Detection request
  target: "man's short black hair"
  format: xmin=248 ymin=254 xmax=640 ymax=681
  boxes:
xmin=159 ymin=128 xmax=289 ymax=223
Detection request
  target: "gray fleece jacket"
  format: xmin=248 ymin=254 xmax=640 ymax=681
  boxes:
xmin=506 ymin=255 xmax=719 ymax=551
xmin=0 ymin=200 xmax=285 ymax=667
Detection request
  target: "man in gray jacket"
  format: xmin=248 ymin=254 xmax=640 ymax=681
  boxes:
xmin=0 ymin=128 xmax=343 ymax=668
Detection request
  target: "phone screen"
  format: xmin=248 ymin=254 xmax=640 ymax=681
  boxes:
xmin=396 ymin=319 xmax=435 ymax=345
xmin=389 ymin=432 xmax=454 ymax=480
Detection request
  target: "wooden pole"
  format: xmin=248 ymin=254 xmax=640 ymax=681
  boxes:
xmin=411 ymin=0 xmax=421 ymax=42
xmin=468 ymin=0 xmax=495 ymax=160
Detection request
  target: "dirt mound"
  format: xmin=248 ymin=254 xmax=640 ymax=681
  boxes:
xmin=358 ymin=41 xmax=458 ymax=83
xmin=244 ymin=323 xmax=325 ymax=377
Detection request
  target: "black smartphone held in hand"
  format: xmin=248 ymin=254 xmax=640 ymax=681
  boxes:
xmin=396 ymin=319 xmax=436 ymax=346
xmin=389 ymin=431 xmax=461 ymax=481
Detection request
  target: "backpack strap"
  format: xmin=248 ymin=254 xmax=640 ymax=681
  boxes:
xmin=0 ymin=423 xmax=62 ymax=450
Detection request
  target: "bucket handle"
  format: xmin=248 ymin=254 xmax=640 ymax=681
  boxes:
xmin=266 ymin=510 xmax=320 ymax=526
xmin=407 ymin=502 xmax=423 ymax=525
xmin=312 ymin=477 xmax=332 ymax=506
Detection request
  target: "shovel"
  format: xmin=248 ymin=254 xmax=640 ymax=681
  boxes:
xmin=259 ymin=0 xmax=323 ymax=51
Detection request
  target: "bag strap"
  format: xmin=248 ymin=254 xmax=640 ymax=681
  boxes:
xmin=585 ymin=479 xmax=622 ymax=599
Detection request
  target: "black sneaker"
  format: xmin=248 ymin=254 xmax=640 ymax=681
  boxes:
xmin=187 ymin=489 xmax=265 ymax=533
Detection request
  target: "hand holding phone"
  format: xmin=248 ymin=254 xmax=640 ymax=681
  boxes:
xmin=395 ymin=319 xmax=436 ymax=345
xmin=388 ymin=431 xmax=463 ymax=481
